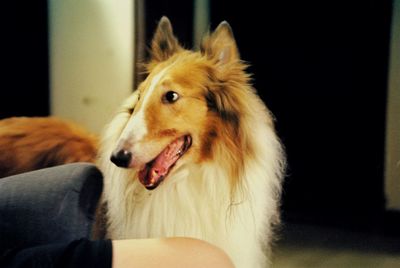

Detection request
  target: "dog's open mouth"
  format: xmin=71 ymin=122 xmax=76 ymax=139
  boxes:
xmin=138 ymin=135 xmax=192 ymax=190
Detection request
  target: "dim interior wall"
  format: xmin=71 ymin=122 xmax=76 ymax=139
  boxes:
xmin=49 ymin=0 xmax=134 ymax=134
xmin=385 ymin=0 xmax=400 ymax=211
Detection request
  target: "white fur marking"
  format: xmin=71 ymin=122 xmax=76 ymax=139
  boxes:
xmin=120 ymin=66 xmax=171 ymax=142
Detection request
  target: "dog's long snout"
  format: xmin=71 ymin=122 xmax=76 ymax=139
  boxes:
xmin=110 ymin=149 xmax=132 ymax=168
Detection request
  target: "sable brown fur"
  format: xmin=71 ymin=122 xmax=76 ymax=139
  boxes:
xmin=0 ymin=117 xmax=98 ymax=178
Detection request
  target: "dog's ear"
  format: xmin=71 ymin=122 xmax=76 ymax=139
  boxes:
xmin=201 ymin=21 xmax=239 ymax=66
xmin=150 ymin=16 xmax=182 ymax=62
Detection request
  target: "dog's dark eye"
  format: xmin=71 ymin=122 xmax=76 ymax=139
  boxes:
xmin=162 ymin=91 xmax=179 ymax=104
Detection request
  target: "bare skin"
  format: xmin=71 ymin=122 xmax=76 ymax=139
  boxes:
xmin=112 ymin=237 xmax=235 ymax=268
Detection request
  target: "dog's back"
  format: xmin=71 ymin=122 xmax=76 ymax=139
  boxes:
xmin=0 ymin=117 xmax=97 ymax=178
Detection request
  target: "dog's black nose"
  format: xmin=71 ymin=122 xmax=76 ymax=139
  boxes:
xmin=110 ymin=149 xmax=132 ymax=168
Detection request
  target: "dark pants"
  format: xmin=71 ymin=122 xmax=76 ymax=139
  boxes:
xmin=0 ymin=163 xmax=103 ymax=252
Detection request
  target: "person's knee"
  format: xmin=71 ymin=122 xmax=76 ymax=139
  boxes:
xmin=177 ymin=238 xmax=235 ymax=268
xmin=112 ymin=238 xmax=235 ymax=268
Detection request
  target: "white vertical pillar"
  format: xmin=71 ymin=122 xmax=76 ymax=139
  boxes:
xmin=49 ymin=0 xmax=134 ymax=134
xmin=193 ymin=0 xmax=210 ymax=48
xmin=385 ymin=0 xmax=400 ymax=211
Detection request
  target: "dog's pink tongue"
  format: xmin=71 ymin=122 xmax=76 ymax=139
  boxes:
xmin=138 ymin=137 xmax=185 ymax=190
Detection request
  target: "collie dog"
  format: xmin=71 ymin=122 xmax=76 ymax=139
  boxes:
xmin=97 ymin=17 xmax=285 ymax=267
xmin=0 ymin=117 xmax=97 ymax=178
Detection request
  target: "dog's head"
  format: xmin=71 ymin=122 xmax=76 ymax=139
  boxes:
xmin=110 ymin=17 xmax=258 ymax=190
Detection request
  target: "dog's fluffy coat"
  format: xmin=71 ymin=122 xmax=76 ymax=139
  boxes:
xmin=98 ymin=17 xmax=285 ymax=267
xmin=0 ymin=117 xmax=97 ymax=178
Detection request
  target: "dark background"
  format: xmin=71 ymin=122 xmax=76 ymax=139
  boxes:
xmin=1 ymin=0 xmax=396 ymax=233
xmin=1 ymin=2 xmax=49 ymax=118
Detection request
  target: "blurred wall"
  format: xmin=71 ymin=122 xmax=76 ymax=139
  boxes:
xmin=49 ymin=0 xmax=134 ymax=134
xmin=385 ymin=0 xmax=400 ymax=211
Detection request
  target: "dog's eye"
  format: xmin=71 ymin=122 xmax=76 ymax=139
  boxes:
xmin=162 ymin=91 xmax=180 ymax=104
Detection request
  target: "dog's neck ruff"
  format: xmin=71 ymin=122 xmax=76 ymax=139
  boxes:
xmin=100 ymin=116 xmax=283 ymax=268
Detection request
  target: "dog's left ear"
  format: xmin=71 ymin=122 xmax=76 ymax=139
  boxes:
xmin=150 ymin=16 xmax=182 ymax=62
xmin=201 ymin=21 xmax=240 ymax=67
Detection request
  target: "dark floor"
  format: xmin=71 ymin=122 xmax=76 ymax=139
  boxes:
xmin=272 ymin=222 xmax=400 ymax=267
